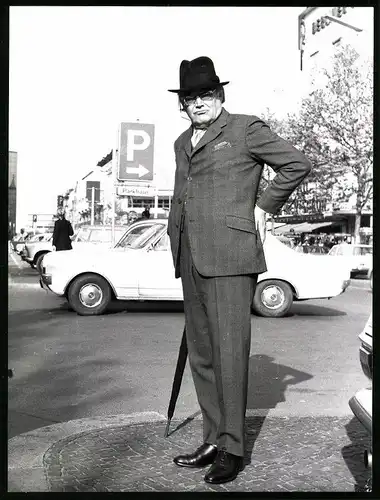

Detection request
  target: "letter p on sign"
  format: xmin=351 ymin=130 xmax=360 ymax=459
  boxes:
xmin=127 ymin=130 xmax=151 ymax=161
xmin=118 ymin=122 xmax=155 ymax=181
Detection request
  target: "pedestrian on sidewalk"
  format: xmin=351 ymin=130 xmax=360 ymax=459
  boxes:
xmin=142 ymin=205 xmax=151 ymax=219
xmin=167 ymin=56 xmax=312 ymax=485
xmin=52 ymin=209 xmax=74 ymax=251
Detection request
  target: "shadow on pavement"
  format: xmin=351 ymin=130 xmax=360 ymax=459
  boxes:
xmin=245 ymin=354 xmax=313 ymax=464
xmin=102 ymin=301 xmax=344 ymax=317
xmin=285 ymin=304 xmax=346 ymax=317
xmin=341 ymin=416 xmax=371 ymax=492
xmin=247 ymin=354 xmax=313 ymax=411
xmin=167 ymin=410 xmax=202 ymax=437
xmin=105 ymin=301 xmax=185 ymax=314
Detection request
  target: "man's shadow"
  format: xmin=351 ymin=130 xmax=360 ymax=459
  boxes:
xmin=243 ymin=354 xmax=313 ymax=465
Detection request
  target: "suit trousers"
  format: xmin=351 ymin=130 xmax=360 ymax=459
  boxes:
xmin=179 ymin=212 xmax=257 ymax=457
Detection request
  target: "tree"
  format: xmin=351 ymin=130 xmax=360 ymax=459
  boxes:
xmin=260 ymin=108 xmax=332 ymax=217
xmin=261 ymin=44 xmax=373 ymax=241
xmin=307 ymin=45 xmax=372 ymax=241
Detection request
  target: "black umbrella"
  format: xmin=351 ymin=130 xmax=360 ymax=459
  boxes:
xmin=164 ymin=325 xmax=188 ymax=437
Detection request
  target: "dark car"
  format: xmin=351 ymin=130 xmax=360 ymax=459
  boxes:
xmin=349 ymin=314 xmax=372 ymax=491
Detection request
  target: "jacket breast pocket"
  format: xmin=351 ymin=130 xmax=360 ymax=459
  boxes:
xmin=226 ymin=215 xmax=256 ymax=234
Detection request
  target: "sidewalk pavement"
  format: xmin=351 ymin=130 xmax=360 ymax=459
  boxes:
xmin=8 ymin=411 xmax=371 ymax=493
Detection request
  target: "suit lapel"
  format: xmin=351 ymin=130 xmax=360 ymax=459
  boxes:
xmin=180 ymin=127 xmax=192 ymax=158
xmin=191 ymin=108 xmax=229 ymax=156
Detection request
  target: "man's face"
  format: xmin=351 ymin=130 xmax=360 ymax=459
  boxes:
xmin=183 ymin=89 xmax=223 ymax=128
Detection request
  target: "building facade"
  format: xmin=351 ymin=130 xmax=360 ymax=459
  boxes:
xmin=8 ymin=151 xmax=18 ymax=236
xmin=63 ymin=150 xmax=174 ymax=229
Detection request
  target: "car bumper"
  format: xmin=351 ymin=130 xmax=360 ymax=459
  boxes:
xmin=360 ymin=344 xmax=372 ymax=380
xmin=349 ymin=388 xmax=372 ymax=435
xmin=40 ymin=273 xmax=52 ymax=290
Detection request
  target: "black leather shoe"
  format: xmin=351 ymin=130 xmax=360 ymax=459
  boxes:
xmin=173 ymin=443 xmax=218 ymax=468
xmin=204 ymin=449 xmax=244 ymax=484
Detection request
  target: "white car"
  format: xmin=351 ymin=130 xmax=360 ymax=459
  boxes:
xmin=22 ymin=224 xmax=127 ymax=273
xmin=40 ymin=220 xmax=351 ymax=317
xmin=328 ymin=243 xmax=372 ymax=278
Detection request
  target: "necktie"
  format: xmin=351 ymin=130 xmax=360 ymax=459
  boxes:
xmin=191 ymin=128 xmax=206 ymax=148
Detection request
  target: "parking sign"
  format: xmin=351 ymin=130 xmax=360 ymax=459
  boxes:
xmin=118 ymin=122 xmax=155 ymax=181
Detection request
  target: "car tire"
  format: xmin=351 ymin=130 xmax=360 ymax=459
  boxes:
xmin=252 ymin=280 xmax=293 ymax=318
xmin=35 ymin=253 xmax=48 ymax=274
xmin=68 ymin=273 xmax=111 ymax=316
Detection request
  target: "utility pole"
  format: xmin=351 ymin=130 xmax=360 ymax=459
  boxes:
xmin=111 ymin=125 xmax=120 ymax=246
xmin=91 ymin=187 xmax=95 ymax=225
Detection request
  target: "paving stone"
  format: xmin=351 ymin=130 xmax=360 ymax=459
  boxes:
xmin=42 ymin=416 xmax=371 ymax=492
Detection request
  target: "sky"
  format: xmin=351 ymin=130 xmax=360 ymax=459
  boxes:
xmin=9 ymin=6 xmax=307 ymax=229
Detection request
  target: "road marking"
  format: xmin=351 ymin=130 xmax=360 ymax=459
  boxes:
xmin=9 ymin=252 xmax=22 ymax=269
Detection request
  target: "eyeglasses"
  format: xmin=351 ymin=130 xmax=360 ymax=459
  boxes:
xmin=183 ymin=90 xmax=216 ymax=107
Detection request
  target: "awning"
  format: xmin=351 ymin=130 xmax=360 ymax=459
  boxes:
xmin=275 ymin=221 xmax=337 ymax=234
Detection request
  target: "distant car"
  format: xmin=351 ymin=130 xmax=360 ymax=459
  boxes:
xmin=349 ymin=314 xmax=372 ymax=492
xmin=40 ymin=219 xmax=351 ymax=317
xmin=328 ymin=243 xmax=372 ymax=278
xmin=294 ymin=244 xmax=329 ymax=255
xmin=22 ymin=224 xmax=127 ymax=273
xmin=11 ymin=231 xmax=34 ymax=253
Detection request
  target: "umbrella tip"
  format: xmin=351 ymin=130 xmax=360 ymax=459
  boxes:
xmin=164 ymin=419 xmax=171 ymax=438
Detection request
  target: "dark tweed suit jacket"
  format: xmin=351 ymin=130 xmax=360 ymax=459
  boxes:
xmin=168 ymin=108 xmax=312 ymax=278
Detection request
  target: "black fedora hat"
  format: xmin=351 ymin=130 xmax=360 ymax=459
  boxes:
xmin=168 ymin=56 xmax=229 ymax=94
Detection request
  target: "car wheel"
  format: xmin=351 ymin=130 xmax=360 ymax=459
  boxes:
xmin=252 ymin=280 xmax=293 ymax=318
xmin=35 ymin=253 xmax=48 ymax=274
xmin=68 ymin=273 xmax=111 ymax=316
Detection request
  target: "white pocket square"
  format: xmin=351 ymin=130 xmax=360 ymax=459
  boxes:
xmin=213 ymin=141 xmax=231 ymax=151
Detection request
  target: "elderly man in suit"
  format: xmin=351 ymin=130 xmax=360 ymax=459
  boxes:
xmin=167 ymin=56 xmax=312 ymax=484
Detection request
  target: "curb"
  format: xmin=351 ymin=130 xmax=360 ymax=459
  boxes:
xmin=8 ymin=412 xmax=167 ymax=492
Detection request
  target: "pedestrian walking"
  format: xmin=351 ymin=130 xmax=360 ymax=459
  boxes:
xmin=167 ymin=56 xmax=312 ymax=484
xmin=52 ymin=209 xmax=74 ymax=251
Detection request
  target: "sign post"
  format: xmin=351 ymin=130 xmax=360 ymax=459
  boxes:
xmin=111 ymin=125 xmax=120 ymax=247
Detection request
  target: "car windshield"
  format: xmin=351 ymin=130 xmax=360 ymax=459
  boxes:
xmin=89 ymin=229 xmax=125 ymax=243
xmin=75 ymin=228 xmax=91 ymax=242
xmin=116 ymin=223 xmax=166 ymax=249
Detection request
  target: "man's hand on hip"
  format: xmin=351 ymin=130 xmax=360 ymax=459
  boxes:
xmin=254 ymin=205 xmax=268 ymax=245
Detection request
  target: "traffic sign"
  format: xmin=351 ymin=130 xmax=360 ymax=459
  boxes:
xmin=118 ymin=122 xmax=155 ymax=181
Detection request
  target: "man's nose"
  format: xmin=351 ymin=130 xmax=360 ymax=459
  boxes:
xmin=194 ymin=97 xmax=204 ymax=106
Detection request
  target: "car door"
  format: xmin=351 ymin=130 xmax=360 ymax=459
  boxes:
xmin=138 ymin=231 xmax=183 ymax=300
xmin=109 ymin=222 xmax=165 ymax=299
